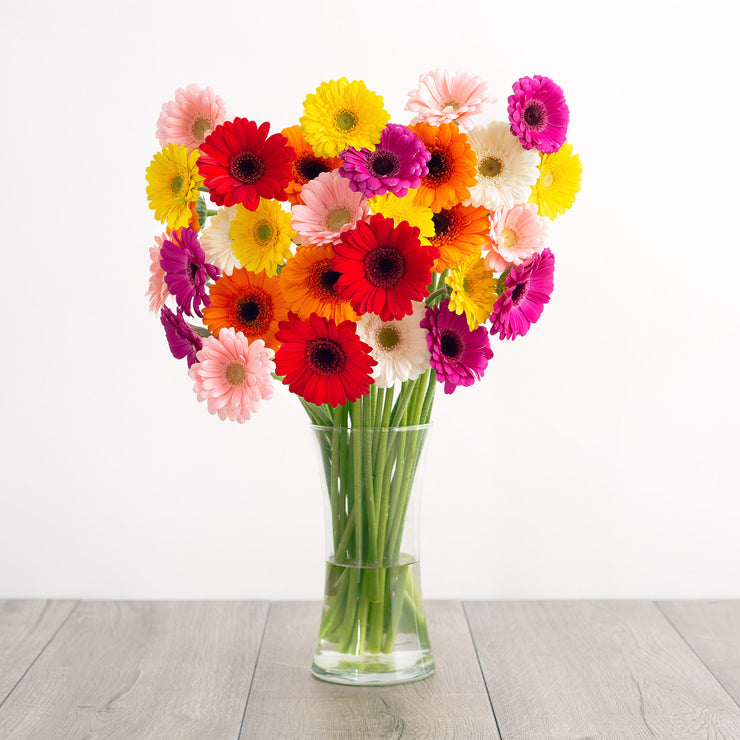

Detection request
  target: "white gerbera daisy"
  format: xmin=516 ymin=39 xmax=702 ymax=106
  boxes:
xmin=200 ymin=205 xmax=240 ymax=276
xmin=466 ymin=121 xmax=540 ymax=211
xmin=356 ymin=302 xmax=430 ymax=388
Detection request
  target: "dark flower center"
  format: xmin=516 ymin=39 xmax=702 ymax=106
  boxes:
xmin=440 ymin=331 xmax=462 ymax=360
xmin=229 ymin=152 xmax=265 ymax=184
xmin=511 ymin=280 xmax=529 ymax=306
xmin=425 ymin=147 xmax=452 ymax=183
xmin=363 ymin=247 xmax=406 ymax=288
xmin=369 ymin=150 xmax=399 ymax=178
xmin=317 ymin=265 xmax=342 ymax=297
xmin=237 ymin=298 xmax=261 ymax=324
xmin=523 ymin=100 xmax=546 ymax=130
xmin=298 ymin=155 xmax=332 ymax=182
xmin=306 ymin=338 xmax=346 ymax=375
xmin=188 ymin=260 xmax=199 ymax=282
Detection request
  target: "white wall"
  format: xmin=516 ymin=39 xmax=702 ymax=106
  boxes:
xmin=1 ymin=0 xmax=737 ymax=600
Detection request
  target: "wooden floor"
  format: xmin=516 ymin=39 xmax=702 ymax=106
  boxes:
xmin=0 ymin=600 xmax=738 ymax=738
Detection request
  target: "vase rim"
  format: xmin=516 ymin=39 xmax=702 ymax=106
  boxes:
xmin=310 ymin=422 xmax=432 ymax=432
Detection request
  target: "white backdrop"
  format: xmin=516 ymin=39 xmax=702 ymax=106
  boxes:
xmin=1 ymin=0 xmax=738 ymax=600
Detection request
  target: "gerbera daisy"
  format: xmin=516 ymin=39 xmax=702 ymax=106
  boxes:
xmin=333 ymin=213 xmax=438 ymax=322
xmin=274 ymin=313 xmax=376 ymax=408
xmin=368 ymin=190 xmax=435 ymax=244
xmin=490 ymin=248 xmax=555 ymax=340
xmin=446 ymin=255 xmax=497 ymax=330
xmin=356 ymin=302 xmax=430 ymax=388
xmin=200 ymin=205 xmax=241 ymax=276
xmin=466 ymin=121 xmax=541 ymax=211
xmin=300 ymin=78 xmax=390 ymax=158
xmin=229 ymin=199 xmax=295 ymax=276
xmin=291 ymin=170 xmax=369 ymax=247
xmin=429 ymin=203 xmax=492 ymax=272
xmin=160 ymin=305 xmax=203 ymax=368
xmin=486 ymin=203 xmax=550 ymax=270
xmin=529 ymin=141 xmax=582 ymax=220
xmin=146 ymin=233 xmax=170 ymax=313
xmin=281 ymin=125 xmax=341 ymax=206
xmin=279 ymin=245 xmax=359 ymax=324
xmin=508 ymin=75 xmax=569 ymax=154
xmin=421 ymin=299 xmax=493 ymax=394
xmin=197 ymin=118 xmax=295 ymax=210
xmin=159 ymin=227 xmax=220 ymax=317
xmin=189 ymin=327 xmax=275 ymax=424
xmin=408 ymin=122 xmax=477 ymax=211
xmin=203 ymin=268 xmax=288 ymax=351
xmin=406 ymin=69 xmax=496 ymax=130
xmin=339 ymin=123 xmax=430 ymax=199
xmin=146 ymin=143 xmax=204 ymax=231
xmin=156 ymin=84 xmax=228 ymax=151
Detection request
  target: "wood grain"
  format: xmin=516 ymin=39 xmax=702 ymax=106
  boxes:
xmin=240 ymin=600 xmax=500 ymax=739
xmin=464 ymin=600 xmax=740 ymax=739
xmin=0 ymin=600 xmax=78 ymax=705
xmin=0 ymin=600 xmax=269 ymax=740
xmin=658 ymin=600 xmax=740 ymax=706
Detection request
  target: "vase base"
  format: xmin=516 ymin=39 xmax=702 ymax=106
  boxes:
xmin=311 ymin=649 xmax=435 ymax=686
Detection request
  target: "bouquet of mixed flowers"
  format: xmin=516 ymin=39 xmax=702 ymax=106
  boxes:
xmin=144 ymin=70 xmax=581 ymax=682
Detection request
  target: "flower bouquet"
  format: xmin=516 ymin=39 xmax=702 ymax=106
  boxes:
xmin=145 ymin=71 xmax=581 ymax=684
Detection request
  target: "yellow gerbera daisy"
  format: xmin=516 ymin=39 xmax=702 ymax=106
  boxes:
xmin=369 ymin=190 xmax=435 ymax=244
xmin=529 ymin=141 xmax=583 ymax=220
xmin=445 ymin=255 xmax=497 ymax=330
xmin=300 ymin=78 xmax=390 ymax=158
xmin=146 ymin=143 xmax=204 ymax=230
xmin=229 ymin=199 xmax=295 ymax=276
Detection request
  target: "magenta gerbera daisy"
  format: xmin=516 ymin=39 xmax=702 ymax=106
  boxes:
xmin=333 ymin=213 xmax=438 ymax=322
xmin=421 ymin=299 xmax=493 ymax=395
xmin=188 ymin=327 xmax=275 ymax=423
xmin=160 ymin=305 xmax=203 ymax=368
xmin=338 ymin=123 xmax=430 ymax=199
xmin=159 ymin=227 xmax=220 ymax=318
xmin=508 ymin=75 xmax=569 ymax=154
xmin=490 ymin=248 xmax=555 ymax=340
xmin=274 ymin=313 xmax=376 ymax=408
xmin=197 ymin=118 xmax=295 ymax=210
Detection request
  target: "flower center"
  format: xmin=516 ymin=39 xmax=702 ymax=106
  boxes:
xmin=191 ymin=117 xmax=213 ymax=141
xmin=479 ymin=157 xmax=503 ymax=178
xmin=377 ymin=326 xmax=400 ymax=350
xmin=253 ymin=219 xmax=273 ymax=245
xmin=363 ymin=247 xmax=406 ymax=288
xmin=225 ymin=362 xmax=246 ymax=385
xmin=440 ymin=100 xmax=460 ymax=112
xmin=188 ymin=260 xmax=199 ymax=282
xmin=313 ymin=262 xmax=342 ymax=299
xmin=425 ymin=147 xmax=452 ymax=183
xmin=325 ymin=205 xmax=353 ymax=232
xmin=171 ymin=175 xmax=184 ymax=194
xmin=439 ymin=331 xmax=462 ymax=360
xmin=523 ymin=100 xmax=547 ymax=131
xmin=541 ymin=170 xmax=555 ymax=188
xmin=500 ymin=227 xmax=518 ymax=250
xmin=306 ymin=338 xmax=346 ymax=376
xmin=462 ymin=278 xmax=470 ymax=293
xmin=335 ymin=110 xmax=356 ymax=132
xmin=229 ymin=152 xmax=265 ymax=184
xmin=511 ymin=280 xmax=529 ymax=306
xmin=369 ymin=150 xmax=399 ymax=178
xmin=297 ymin=155 xmax=332 ymax=183
xmin=236 ymin=298 xmax=261 ymax=324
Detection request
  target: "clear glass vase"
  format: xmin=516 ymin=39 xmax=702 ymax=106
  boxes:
xmin=310 ymin=423 xmax=435 ymax=685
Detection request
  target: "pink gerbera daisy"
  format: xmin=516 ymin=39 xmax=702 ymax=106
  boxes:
xmin=508 ymin=75 xmax=569 ymax=154
xmin=146 ymin=233 xmax=170 ymax=313
xmin=291 ymin=170 xmax=370 ymax=246
xmin=156 ymin=84 xmax=228 ymax=151
xmin=188 ymin=327 xmax=275 ymax=423
xmin=406 ymin=69 xmax=496 ymax=130
xmin=485 ymin=203 xmax=550 ymax=271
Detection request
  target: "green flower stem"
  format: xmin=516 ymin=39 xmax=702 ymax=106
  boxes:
xmin=206 ymin=209 xmax=218 ymax=217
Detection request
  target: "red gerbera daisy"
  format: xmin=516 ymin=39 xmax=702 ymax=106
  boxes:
xmin=332 ymin=213 xmax=438 ymax=322
xmin=198 ymin=118 xmax=295 ymax=210
xmin=274 ymin=313 xmax=376 ymax=407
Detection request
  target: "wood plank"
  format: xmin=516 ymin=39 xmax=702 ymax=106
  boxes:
xmin=0 ymin=600 xmax=78 ymax=705
xmin=658 ymin=600 xmax=740 ymax=705
xmin=0 ymin=600 xmax=269 ymax=740
xmin=240 ymin=600 xmax=499 ymax=739
xmin=465 ymin=600 xmax=740 ymax=739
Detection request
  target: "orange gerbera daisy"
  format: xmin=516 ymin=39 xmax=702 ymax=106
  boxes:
xmin=430 ymin=203 xmax=492 ymax=271
xmin=279 ymin=245 xmax=359 ymax=324
xmin=203 ymin=268 xmax=288 ymax=351
xmin=409 ymin=122 xmax=477 ymax=211
xmin=281 ymin=125 xmax=342 ymax=206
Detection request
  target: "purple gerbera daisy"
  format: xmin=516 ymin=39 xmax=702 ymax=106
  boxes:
xmin=160 ymin=305 xmax=203 ymax=367
xmin=339 ymin=123 xmax=430 ymax=199
xmin=421 ymin=299 xmax=493 ymax=394
xmin=490 ymin=248 xmax=555 ymax=340
xmin=508 ymin=75 xmax=569 ymax=154
xmin=159 ymin=227 xmax=220 ymax=317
